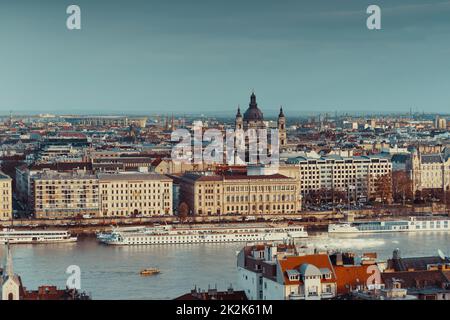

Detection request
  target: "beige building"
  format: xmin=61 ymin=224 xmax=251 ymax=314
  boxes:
xmin=408 ymin=145 xmax=450 ymax=193
xmin=30 ymin=170 xmax=173 ymax=218
xmin=286 ymin=155 xmax=392 ymax=201
xmin=32 ymin=170 xmax=100 ymax=219
xmin=178 ymin=169 xmax=301 ymax=216
xmin=98 ymin=173 xmax=172 ymax=217
xmin=0 ymin=172 xmax=12 ymax=221
xmin=435 ymin=116 xmax=448 ymax=130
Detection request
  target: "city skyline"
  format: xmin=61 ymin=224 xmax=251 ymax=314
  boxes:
xmin=1 ymin=0 xmax=450 ymax=114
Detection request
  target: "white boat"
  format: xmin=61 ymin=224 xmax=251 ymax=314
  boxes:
xmin=0 ymin=229 xmax=77 ymax=244
xmin=328 ymin=216 xmax=450 ymax=234
xmin=97 ymin=223 xmax=308 ymax=245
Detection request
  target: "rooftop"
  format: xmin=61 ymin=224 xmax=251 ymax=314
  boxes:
xmin=0 ymin=172 xmax=11 ymax=180
xmin=278 ymin=254 xmax=336 ymax=285
xmin=97 ymin=172 xmax=172 ymax=182
xmin=182 ymin=172 xmax=292 ymax=182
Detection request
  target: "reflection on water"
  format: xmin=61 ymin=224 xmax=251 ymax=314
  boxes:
xmin=1 ymin=232 xmax=450 ymax=299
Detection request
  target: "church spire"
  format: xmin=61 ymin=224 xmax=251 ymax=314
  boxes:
xmin=279 ymin=106 xmax=285 ymax=118
xmin=5 ymin=243 xmax=14 ymax=278
xmin=249 ymin=91 xmax=257 ymax=108
xmin=236 ymin=105 xmax=242 ymax=117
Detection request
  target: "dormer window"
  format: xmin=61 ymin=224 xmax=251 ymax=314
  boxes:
xmin=286 ymin=269 xmax=300 ymax=281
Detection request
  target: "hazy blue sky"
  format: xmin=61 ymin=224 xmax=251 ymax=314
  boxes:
xmin=0 ymin=0 xmax=450 ymax=116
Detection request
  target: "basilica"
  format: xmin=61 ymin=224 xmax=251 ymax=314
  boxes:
xmin=235 ymin=92 xmax=287 ymax=147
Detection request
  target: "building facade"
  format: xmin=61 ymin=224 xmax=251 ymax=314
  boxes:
xmin=32 ymin=170 xmax=100 ymax=219
xmin=237 ymin=244 xmax=337 ymax=300
xmin=0 ymin=172 xmax=12 ymax=221
xmin=408 ymin=145 xmax=450 ymax=193
xmin=178 ymin=169 xmax=301 ymax=216
xmin=98 ymin=173 xmax=172 ymax=217
xmin=286 ymin=155 xmax=392 ymax=202
xmin=30 ymin=170 xmax=173 ymax=218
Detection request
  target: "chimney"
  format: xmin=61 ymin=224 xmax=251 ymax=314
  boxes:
xmin=336 ymin=253 xmax=343 ymax=266
xmin=393 ymin=248 xmax=401 ymax=260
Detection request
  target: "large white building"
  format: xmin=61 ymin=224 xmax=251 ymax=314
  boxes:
xmin=98 ymin=173 xmax=173 ymax=217
xmin=286 ymin=155 xmax=392 ymax=202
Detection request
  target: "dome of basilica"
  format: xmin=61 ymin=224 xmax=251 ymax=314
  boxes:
xmin=243 ymin=92 xmax=264 ymax=122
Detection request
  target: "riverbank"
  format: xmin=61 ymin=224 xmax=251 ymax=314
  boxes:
xmin=1 ymin=205 xmax=448 ymax=235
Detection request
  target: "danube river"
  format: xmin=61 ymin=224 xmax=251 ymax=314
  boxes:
xmin=2 ymin=232 xmax=450 ymax=299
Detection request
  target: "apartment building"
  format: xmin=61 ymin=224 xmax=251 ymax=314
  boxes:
xmin=407 ymin=145 xmax=450 ymax=193
xmin=16 ymin=162 xmax=92 ymax=211
xmin=0 ymin=172 xmax=12 ymax=221
xmin=286 ymin=155 xmax=392 ymax=201
xmin=30 ymin=170 xmax=173 ymax=218
xmin=237 ymin=244 xmax=337 ymax=300
xmin=237 ymin=244 xmax=382 ymax=300
xmin=177 ymin=168 xmax=301 ymax=216
xmin=32 ymin=170 xmax=100 ymax=219
xmin=98 ymin=173 xmax=172 ymax=217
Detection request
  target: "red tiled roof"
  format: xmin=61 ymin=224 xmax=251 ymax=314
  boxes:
xmin=334 ymin=265 xmax=376 ymax=295
xmin=278 ymin=254 xmax=336 ymax=285
xmin=381 ymin=270 xmax=448 ymax=289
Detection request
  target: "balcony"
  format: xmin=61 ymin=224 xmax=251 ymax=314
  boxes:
xmin=288 ymin=291 xmax=334 ymax=300
xmin=321 ymin=292 xmax=334 ymax=299
xmin=288 ymin=293 xmax=305 ymax=300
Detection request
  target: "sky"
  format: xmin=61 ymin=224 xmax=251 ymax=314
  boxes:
xmin=0 ymin=0 xmax=450 ymax=116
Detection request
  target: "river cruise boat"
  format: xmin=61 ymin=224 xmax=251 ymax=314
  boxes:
xmin=97 ymin=224 xmax=308 ymax=245
xmin=0 ymin=229 xmax=77 ymax=244
xmin=328 ymin=216 xmax=450 ymax=234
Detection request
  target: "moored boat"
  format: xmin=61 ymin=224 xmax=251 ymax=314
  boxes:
xmin=98 ymin=223 xmax=308 ymax=246
xmin=328 ymin=216 xmax=450 ymax=234
xmin=0 ymin=228 xmax=77 ymax=244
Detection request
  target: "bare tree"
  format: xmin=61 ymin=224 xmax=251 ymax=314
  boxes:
xmin=178 ymin=202 xmax=190 ymax=222
xmin=374 ymin=174 xmax=393 ymax=204
xmin=392 ymin=171 xmax=413 ymax=204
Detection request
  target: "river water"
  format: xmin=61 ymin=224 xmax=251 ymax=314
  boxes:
xmin=2 ymin=232 xmax=450 ymax=299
